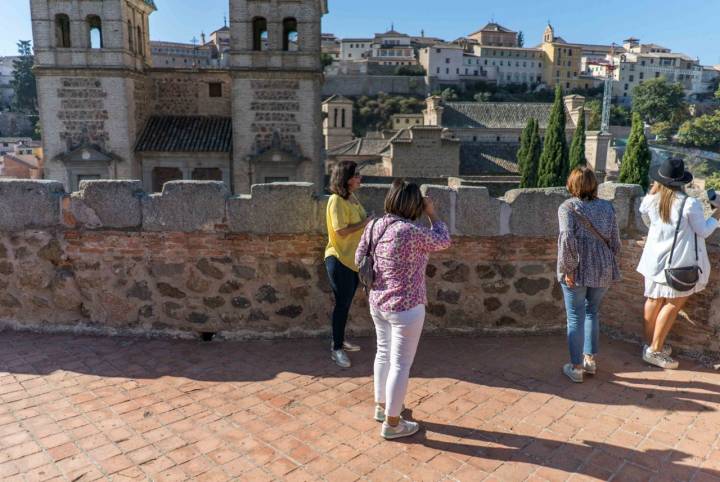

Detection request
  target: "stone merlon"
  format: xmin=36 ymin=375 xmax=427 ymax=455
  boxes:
xmin=1 ymin=180 xmax=715 ymax=241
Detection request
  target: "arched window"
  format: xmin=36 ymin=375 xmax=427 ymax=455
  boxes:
xmin=87 ymin=15 xmax=103 ymax=49
xmin=55 ymin=14 xmax=71 ymax=48
xmin=283 ymin=18 xmax=298 ymax=52
xmin=127 ymin=21 xmax=134 ymax=53
xmin=136 ymin=26 xmax=143 ymax=56
xmin=252 ymin=17 xmax=267 ymax=51
xmin=341 ymin=108 xmax=346 ymax=128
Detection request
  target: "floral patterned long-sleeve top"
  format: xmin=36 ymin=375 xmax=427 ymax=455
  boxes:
xmin=557 ymin=198 xmax=622 ymax=288
xmin=355 ymin=214 xmax=452 ymax=313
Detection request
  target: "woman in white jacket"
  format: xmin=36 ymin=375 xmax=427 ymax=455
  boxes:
xmin=637 ymin=158 xmax=720 ymax=369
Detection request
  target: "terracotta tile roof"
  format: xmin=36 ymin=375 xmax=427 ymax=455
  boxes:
xmin=1 ymin=153 xmax=39 ymax=169
xmin=460 ymin=143 xmax=520 ymax=175
xmin=135 ymin=116 xmax=232 ymax=153
xmin=443 ymin=102 xmax=572 ymax=130
xmin=327 ymin=137 xmax=390 ymax=157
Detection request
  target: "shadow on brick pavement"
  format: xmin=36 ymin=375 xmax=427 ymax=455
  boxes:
xmin=1 ymin=331 xmax=720 ymax=481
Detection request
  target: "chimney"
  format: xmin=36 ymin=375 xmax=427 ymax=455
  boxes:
xmin=201 ymin=32 xmax=206 ymax=45
xmin=423 ymin=96 xmax=444 ymax=126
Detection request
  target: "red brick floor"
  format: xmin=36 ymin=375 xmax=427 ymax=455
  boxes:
xmin=1 ymin=332 xmax=720 ymax=481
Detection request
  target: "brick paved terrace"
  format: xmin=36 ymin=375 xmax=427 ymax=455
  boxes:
xmin=2 ymin=332 xmax=720 ymax=481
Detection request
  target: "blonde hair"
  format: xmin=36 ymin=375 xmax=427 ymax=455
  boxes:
xmin=651 ymin=181 xmax=682 ymax=224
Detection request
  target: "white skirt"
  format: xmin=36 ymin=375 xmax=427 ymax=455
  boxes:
xmin=644 ymin=277 xmax=707 ymax=299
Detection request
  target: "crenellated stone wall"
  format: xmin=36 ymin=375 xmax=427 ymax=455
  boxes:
xmin=0 ymin=179 xmax=718 ymax=359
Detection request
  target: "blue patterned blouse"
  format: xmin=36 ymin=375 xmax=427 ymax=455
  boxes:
xmin=557 ymin=198 xmax=622 ymax=288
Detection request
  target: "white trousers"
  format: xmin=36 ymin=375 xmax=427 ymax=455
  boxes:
xmin=371 ymin=304 xmax=425 ymax=418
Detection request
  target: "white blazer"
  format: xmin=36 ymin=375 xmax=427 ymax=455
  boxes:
xmin=637 ymin=193 xmax=718 ymax=287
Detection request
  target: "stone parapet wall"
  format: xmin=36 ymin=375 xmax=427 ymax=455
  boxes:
xmin=0 ymin=179 xmax=718 ymax=358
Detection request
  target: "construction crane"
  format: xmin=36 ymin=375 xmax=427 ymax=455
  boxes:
xmin=587 ymin=43 xmax=618 ymax=133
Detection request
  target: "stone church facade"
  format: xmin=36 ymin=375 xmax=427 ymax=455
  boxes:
xmin=31 ymin=0 xmax=328 ymax=193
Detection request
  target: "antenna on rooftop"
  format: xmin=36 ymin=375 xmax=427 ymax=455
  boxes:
xmin=224 ymin=15 xmax=227 ymax=27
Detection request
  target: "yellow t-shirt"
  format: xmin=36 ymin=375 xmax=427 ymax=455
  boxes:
xmin=324 ymin=194 xmax=367 ymax=272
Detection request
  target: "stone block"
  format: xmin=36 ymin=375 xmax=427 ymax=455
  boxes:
xmin=68 ymin=180 xmax=144 ymax=229
xmin=634 ymin=196 xmax=650 ymax=235
xmin=503 ymin=188 xmax=570 ymax=237
xmin=358 ymin=184 xmax=391 ymax=219
xmin=455 ymin=186 xmax=502 ymax=236
xmin=0 ymin=180 xmax=64 ymax=231
xmin=598 ymin=182 xmax=644 ymax=235
xmin=421 ymin=185 xmax=455 ymax=231
xmin=228 ymin=183 xmax=318 ymax=234
xmin=142 ymin=181 xmax=228 ymax=232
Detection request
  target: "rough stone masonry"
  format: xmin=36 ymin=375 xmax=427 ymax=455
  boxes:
xmin=0 ymin=179 xmax=718 ymax=360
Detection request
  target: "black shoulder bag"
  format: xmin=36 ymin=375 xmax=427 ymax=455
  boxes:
xmin=664 ymin=195 xmax=701 ymax=292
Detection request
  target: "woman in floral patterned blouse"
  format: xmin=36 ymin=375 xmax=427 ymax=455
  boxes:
xmin=557 ymin=167 xmax=621 ymax=384
xmin=355 ymin=179 xmax=451 ymax=440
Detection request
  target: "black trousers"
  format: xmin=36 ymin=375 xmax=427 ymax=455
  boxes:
xmin=325 ymin=256 xmax=359 ymax=351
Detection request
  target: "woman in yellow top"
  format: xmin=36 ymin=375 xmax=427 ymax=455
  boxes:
xmin=325 ymin=161 xmax=370 ymax=368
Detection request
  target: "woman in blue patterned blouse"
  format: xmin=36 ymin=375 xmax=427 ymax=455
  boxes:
xmin=557 ymin=167 xmax=621 ymax=383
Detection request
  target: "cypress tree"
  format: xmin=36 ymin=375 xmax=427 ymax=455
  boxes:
xmin=619 ymin=112 xmax=652 ymax=191
xmin=525 ymin=119 xmax=542 ymax=188
xmin=568 ymin=108 xmax=587 ymax=171
xmin=520 ymin=119 xmax=541 ymax=188
xmin=517 ymin=118 xmax=533 ymax=187
xmin=537 ymin=85 xmax=569 ymax=187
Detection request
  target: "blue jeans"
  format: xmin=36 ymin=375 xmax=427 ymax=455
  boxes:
xmin=561 ymin=284 xmax=608 ymax=366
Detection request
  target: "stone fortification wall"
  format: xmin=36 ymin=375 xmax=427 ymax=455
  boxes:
xmin=322 ymin=75 xmax=429 ymax=97
xmin=0 ymin=179 xmax=718 ymax=359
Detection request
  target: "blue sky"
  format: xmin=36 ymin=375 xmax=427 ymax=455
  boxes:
xmin=1 ymin=0 xmax=719 ymax=65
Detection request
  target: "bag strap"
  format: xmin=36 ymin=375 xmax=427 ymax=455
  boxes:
xmin=668 ymin=195 xmax=692 ymax=265
xmin=572 ymin=206 xmax=612 ymax=251
xmin=365 ymin=218 xmax=381 ymax=257
xmin=371 ymin=218 xmax=401 ymax=257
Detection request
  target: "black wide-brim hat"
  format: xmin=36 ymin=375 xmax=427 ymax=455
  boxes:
xmin=649 ymin=157 xmax=693 ymax=187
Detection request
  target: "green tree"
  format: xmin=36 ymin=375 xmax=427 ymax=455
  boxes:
xmin=520 ymin=119 xmax=541 ymax=188
xmin=676 ymin=112 xmax=720 ymax=148
xmin=715 ymin=83 xmax=720 ymax=101
xmin=650 ymin=121 xmax=675 ymax=142
xmin=610 ymin=105 xmax=632 ymax=126
xmin=517 ymin=118 xmax=532 ymax=183
xmin=706 ymin=172 xmax=720 ymax=191
xmin=631 ymin=77 xmax=686 ymax=125
xmin=517 ymin=31 xmax=524 ymax=48
xmin=586 ymin=99 xmax=601 ymax=131
xmin=619 ymin=112 xmax=652 ymax=191
xmin=10 ymin=40 xmax=37 ymax=114
xmin=537 ymin=85 xmax=569 ymax=187
xmin=321 ymin=53 xmax=335 ymax=69
xmin=568 ymin=108 xmax=586 ymax=170
xmin=440 ymin=88 xmax=459 ymax=101
xmin=473 ymin=92 xmax=491 ymax=102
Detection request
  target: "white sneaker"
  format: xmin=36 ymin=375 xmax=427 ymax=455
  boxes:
xmin=374 ymin=404 xmax=405 ymax=423
xmin=563 ymin=363 xmax=584 ymax=383
xmin=331 ymin=349 xmax=351 ymax=369
xmin=643 ymin=344 xmax=672 ymax=357
xmin=381 ymin=419 xmax=419 ymax=440
xmin=643 ymin=350 xmax=679 ymax=370
xmin=342 ymin=341 xmax=361 ymax=352
xmin=583 ymin=355 xmax=597 ymax=375
xmin=374 ymin=405 xmax=385 ymax=422
xmin=330 ymin=341 xmax=361 ymax=352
